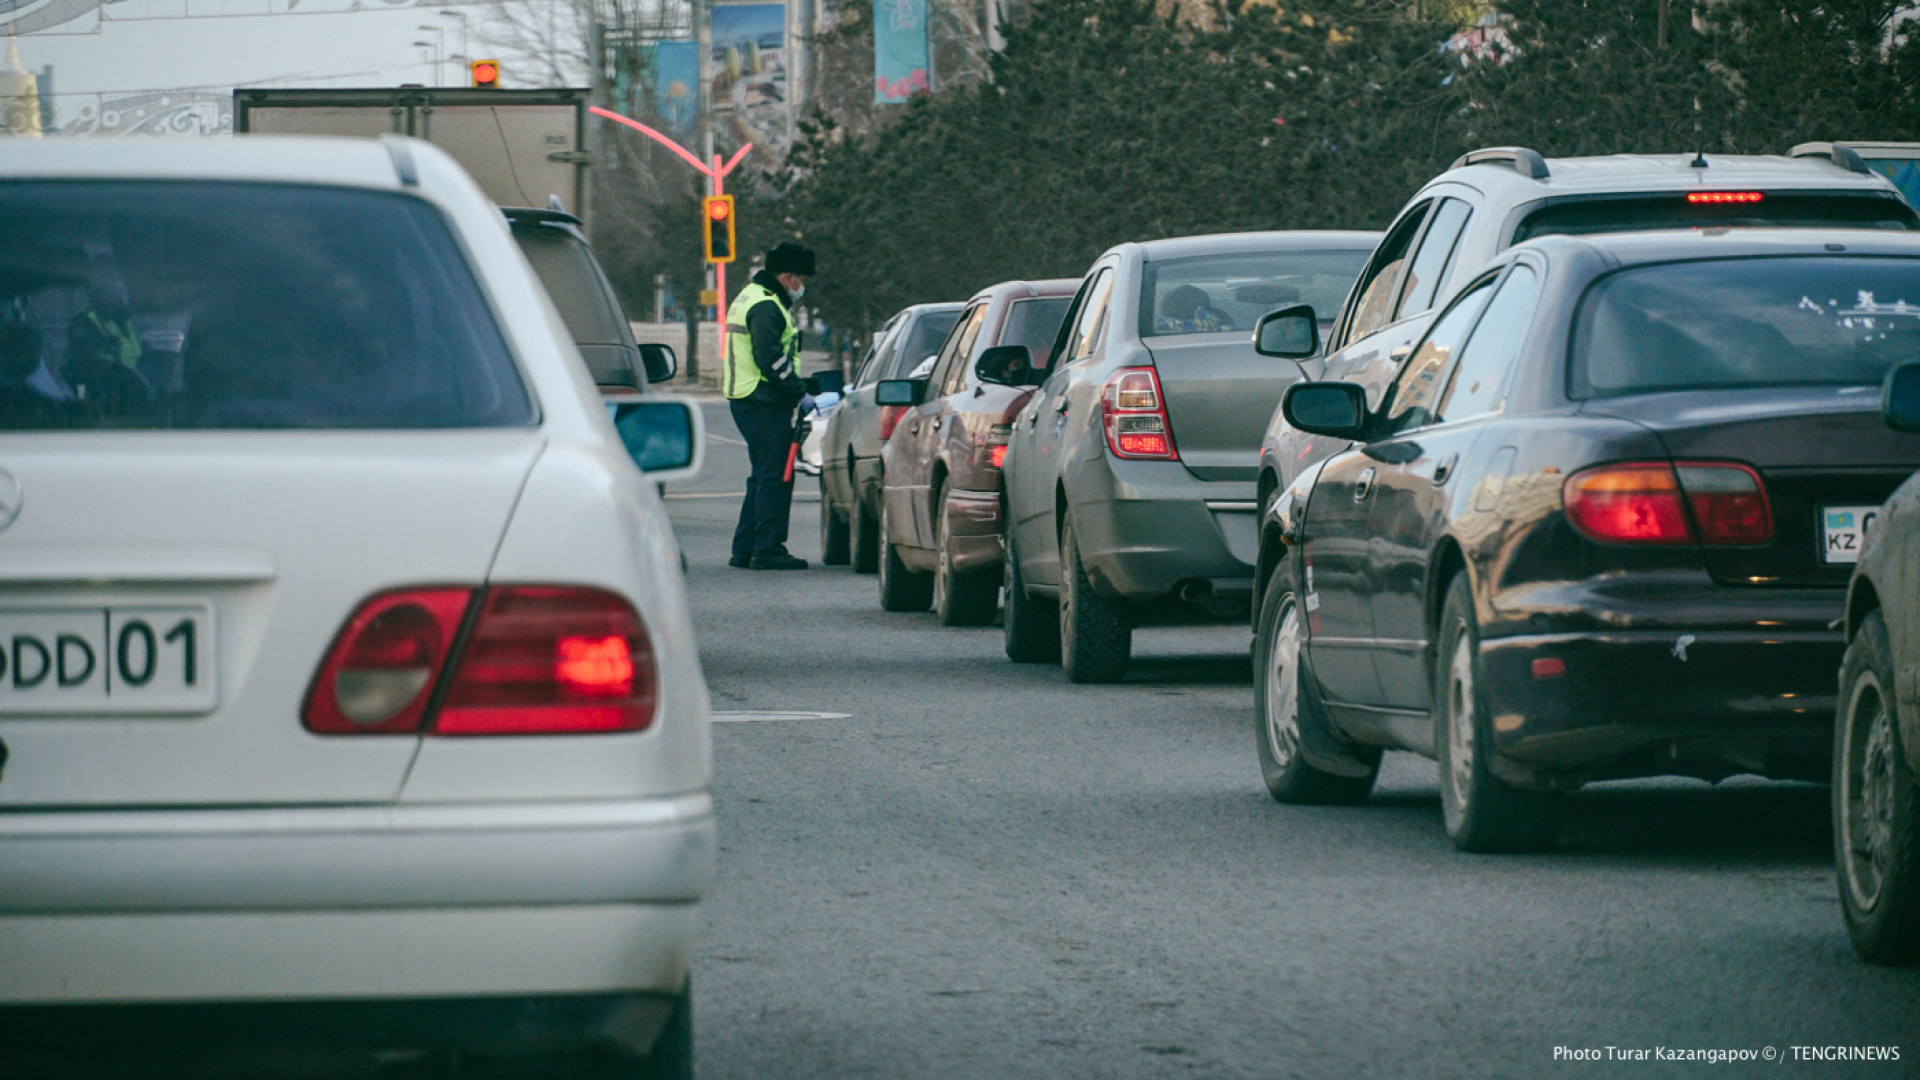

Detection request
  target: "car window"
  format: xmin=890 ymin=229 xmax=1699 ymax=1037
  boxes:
xmin=856 ymin=316 xmax=905 ymax=387
xmin=889 ymin=309 xmax=961 ymax=381
xmin=1570 ymin=256 xmax=1920 ymax=398
xmin=1062 ymin=268 xmax=1115 ymax=365
xmin=1436 ymin=264 xmax=1539 ymax=422
xmin=0 ymin=181 xmax=532 ymax=432
xmin=936 ymin=302 xmax=989 ymax=397
xmin=1139 ymin=248 xmax=1370 ymax=338
xmin=1513 ymin=193 xmax=1917 ymax=242
xmin=1339 ymin=200 xmax=1431 ymax=348
xmin=1376 ymin=276 xmax=1496 ymax=437
xmin=1394 ymin=198 xmax=1473 ymax=320
xmin=999 ymin=296 xmax=1072 ymax=372
xmin=512 ymin=226 xmax=633 ymax=347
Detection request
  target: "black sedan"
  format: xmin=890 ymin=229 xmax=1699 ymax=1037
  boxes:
xmin=1254 ymin=229 xmax=1920 ymax=852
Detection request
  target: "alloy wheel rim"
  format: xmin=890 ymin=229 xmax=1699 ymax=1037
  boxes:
xmin=1263 ymin=597 xmax=1302 ymax=769
xmin=1446 ymin=634 xmax=1476 ymax=815
xmin=1843 ymin=671 xmax=1896 ymax=911
xmin=933 ymin=502 xmax=949 ymax=611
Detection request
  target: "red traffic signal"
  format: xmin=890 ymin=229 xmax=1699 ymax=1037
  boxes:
xmin=470 ymin=59 xmax=501 ymax=88
xmin=703 ymin=195 xmax=736 ymax=263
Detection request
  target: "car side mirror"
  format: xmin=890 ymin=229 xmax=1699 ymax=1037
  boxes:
xmin=807 ymin=370 xmax=846 ymax=396
xmin=1254 ymin=304 xmax=1319 ymax=360
xmin=976 ymin=345 xmax=1034 ymax=386
xmin=1281 ymin=381 xmax=1368 ymax=440
xmin=1884 ymin=360 xmax=1920 ymax=433
xmin=608 ymin=395 xmax=705 ymax=482
xmin=875 ymin=378 xmax=924 ymax=407
xmin=637 ymin=343 xmax=677 ymax=384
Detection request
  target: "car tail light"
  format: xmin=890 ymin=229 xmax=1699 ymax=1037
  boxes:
xmin=1563 ymin=462 xmax=1771 ymax=546
xmin=1687 ymin=191 xmax=1764 ymax=204
xmin=879 ymin=405 xmax=909 ymax=440
xmin=305 ymin=585 xmax=657 ymax=736
xmin=436 ymin=586 xmax=658 ymax=735
xmin=303 ymin=588 xmax=474 ymax=734
xmin=1101 ymin=368 xmax=1178 ymax=460
xmin=985 ymin=422 xmax=1014 ymax=470
xmin=1675 ymin=462 xmax=1772 ymax=544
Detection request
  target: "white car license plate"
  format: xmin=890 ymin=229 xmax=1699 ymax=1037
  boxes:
xmin=1821 ymin=505 xmax=1882 ymax=565
xmin=0 ymin=604 xmax=216 ymax=715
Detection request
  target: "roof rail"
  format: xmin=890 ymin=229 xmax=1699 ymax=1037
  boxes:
xmin=1449 ymin=146 xmax=1550 ymax=180
xmin=1788 ymin=141 xmax=1872 ymax=176
xmin=377 ymin=134 xmax=419 ymax=188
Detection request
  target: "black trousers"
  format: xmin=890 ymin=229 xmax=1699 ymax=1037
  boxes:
xmin=731 ymin=397 xmax=797 ymax=559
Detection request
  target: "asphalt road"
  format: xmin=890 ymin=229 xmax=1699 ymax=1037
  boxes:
xmin=675 ymin=398 xmax=1920 ymax=1080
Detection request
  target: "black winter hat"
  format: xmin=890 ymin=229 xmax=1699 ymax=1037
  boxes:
xmin=765 ymin=241 xmax=817 ymax=277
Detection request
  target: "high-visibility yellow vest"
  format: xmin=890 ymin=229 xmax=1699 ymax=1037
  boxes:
xmin=723 ymin=281 xmax=800 ymax=400
xmin=84 ymin=310 xmax=142 ymax=369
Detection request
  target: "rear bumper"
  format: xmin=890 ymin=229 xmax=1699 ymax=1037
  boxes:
xmin=1480 ymin=628 xmax=1840 ymax=781
xmin=1069 ymin=459 xmax=1258 ymax=612
xmin=945 ymin=487 xmax=1005 ymax=575
xmin=0 ymin=793 xmax=713 ymax=1003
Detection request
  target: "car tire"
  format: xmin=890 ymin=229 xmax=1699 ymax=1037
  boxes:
xmin=1253 ymin=562 xmax=1379 ymax=804
xmin=820 ymin=496 xmax=851 ymax=566
xmin=1003 ymin=520 xmax=1060 ymax=663
xmin=1059 ymin=510 xmax=1130 ymax=684
xmin=850 ymin=496 xmax=881 ymax=575
xmin=1433 ymin=574 xmax=1565 ymax=853
xmin=934 ymin=486 xmax=998 ymax=627
xmin=1835 ymin=611 xmax=1920 ymax=966
xmin=878 ymin=497 xmax=933 ymax=612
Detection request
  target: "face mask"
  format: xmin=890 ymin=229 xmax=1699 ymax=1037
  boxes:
xmin=789 ymin=284 xmax=805 ymax=302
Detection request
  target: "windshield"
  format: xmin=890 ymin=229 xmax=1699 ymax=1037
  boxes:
xmin=1570 ymin=256 xmax=1920 ymax=398
xmin=512 ymin=225 xmax=634 ymax=347
xmin=0 ymin=182 xmax=531 ymax=431
xmin=1515 ymin=193 xmax=1917 ymax=242
xmin=889 ymin=309 xmax=961 ymax=378
xmin=1139 ymin=249 xmax=1370 ymax=338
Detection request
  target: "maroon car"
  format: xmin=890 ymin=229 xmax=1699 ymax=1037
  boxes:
xmin=875 ymin=279 xmax=1077 ymax=623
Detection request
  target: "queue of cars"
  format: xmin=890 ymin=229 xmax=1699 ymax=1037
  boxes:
xmin=844 ymin=144 xmax=1920 ymax=966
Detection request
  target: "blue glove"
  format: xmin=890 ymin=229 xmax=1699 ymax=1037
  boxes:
xmin=799 ymin=393 xmax=817 ymax=414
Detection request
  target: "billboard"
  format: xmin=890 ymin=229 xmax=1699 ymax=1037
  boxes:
xmin=873 ymin=0 xmax=929 ymax=104
xmin=711 ymin=3 xmax=789 ymax=150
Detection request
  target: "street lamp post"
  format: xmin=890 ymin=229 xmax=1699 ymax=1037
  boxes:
xmin=440 ymin=9 xmax=470 ymax=83
xmin=414 ymin=26 xmax=446 ymax=86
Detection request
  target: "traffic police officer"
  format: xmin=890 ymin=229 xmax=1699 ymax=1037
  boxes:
xmin=725 ymin=241 xmax=817 ymax=570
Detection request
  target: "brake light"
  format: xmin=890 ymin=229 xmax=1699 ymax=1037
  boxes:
xmin=879 ymin=405 xmax=908 ymax=440
xmin=990 ymin=444 xmax=1009 ymax=469
xmin=436 ymin=586 xmax=657 ymax=735
xmin=1563 ymin=462 xmax=1772 ymax=546
xmin=985 ymin=421 xmax=1015 ymax=470
xmin=303 ymin=588 xmax=473 ymax=734
xmin=305 ymin=585 xmax=657 ymax=736
xmin=1687 ymin=191 xmax=1764 ymax=204
xmin=1101 ymin=368 xmax=1179 ymax=460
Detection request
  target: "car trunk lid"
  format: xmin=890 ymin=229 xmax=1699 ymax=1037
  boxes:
xmin=1146 ymin=333 xmax=1299 ymax=482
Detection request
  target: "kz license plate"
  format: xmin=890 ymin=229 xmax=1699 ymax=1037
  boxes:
xmin=0 ymin=605 xmax=216 ymax=715
xmin=1821 ymin=505 xmax=1882 ymax=565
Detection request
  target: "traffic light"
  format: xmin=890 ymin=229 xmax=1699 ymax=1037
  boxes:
xmin=470 ymin=59 xmax=501 ymax=88
xmin=703 ymin=195 xmax=736 ymax=264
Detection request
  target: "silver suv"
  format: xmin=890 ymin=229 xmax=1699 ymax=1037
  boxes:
xmin=1251 ymin=147 xmax=1920 ymax=633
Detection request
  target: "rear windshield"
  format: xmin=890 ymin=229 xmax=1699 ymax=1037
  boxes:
xmin=1515 ymin=193 xmax=1917 ymax=243
xmin=1570 ymin=256 xmax=1920 ymax=398
xmin=890 ymin=309 xmax=961 ymax=379
xmin=513 ymin=225 xmax=633 ymax=347
xmin=1000 ymin=297 xmax=1072 ymax=366
xmin=0 ymin=181 xmax=532 ymax=431
xmin=1139 ymin=249 xmax=1370 ymax=338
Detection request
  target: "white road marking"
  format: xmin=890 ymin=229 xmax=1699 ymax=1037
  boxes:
xmin=711 ymin=710 xmax=852 ymax=722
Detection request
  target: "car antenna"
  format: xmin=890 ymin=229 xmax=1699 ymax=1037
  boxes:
xmin=1690 ymin=96 xmax=1708 ymax=168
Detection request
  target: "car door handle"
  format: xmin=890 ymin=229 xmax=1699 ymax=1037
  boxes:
xmin=1390 ymin=345 xmax=1414 ymax=363
xmin=908 ymin=421 xmax=919 ymax=435
xmin=933 ymin=416 xmax=944 ymax=431
xmin=1354 ymin=467 xmax=1376 ymax=502
xmin=1431 ymin=454 xmax=1458 ymax=486
xmin=1054 ymin=397 xmax=1070 ymax=415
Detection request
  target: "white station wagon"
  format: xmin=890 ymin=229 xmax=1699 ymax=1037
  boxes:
xmin=0 ymin=136 xmax=713 ymax=1078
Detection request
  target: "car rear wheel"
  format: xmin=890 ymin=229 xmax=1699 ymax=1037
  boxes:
xmin=1060 ymin=510 xmax=1130 ymax=684
xmin=1434 ymin=575 xmax=1564 ymax=853
xmin=935 ymin=486 xmax=998 ymax=627
xmin=878 ymin=497 xmax=933 ymax=612
xmin=1003 ymin=521 xmax=1060 ymax=663
xmin=850 ymin=494 xmax=881 ymax=574
xmin=820 ymin=495 xmax=851 ymax=566
xmin=1254 ymin=565 xmax=1379 ymax=804
xmin=1836 ymin=611 xmax=1920 ymax=965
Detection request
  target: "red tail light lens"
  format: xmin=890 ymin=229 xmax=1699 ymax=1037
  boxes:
xmin=1101 ymin=368 xmax=1179 ymax=461
xmin=1564 ymin=462 xmax=1772 ymax=546
xmin=879 ymin=405 xmax=909 ymax=440
xmin=989 ymin=444 xmax=1009 ymax=469
xmin=435 ymin=586 xmax=657 ymax=735
xmin=1687 ymin=191 xmax=1764 ymax=204
xmin=1675 ymin=462 xmax=1773 ymax=544
xmin=303 ymin=588 xmax=473 ymax=734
